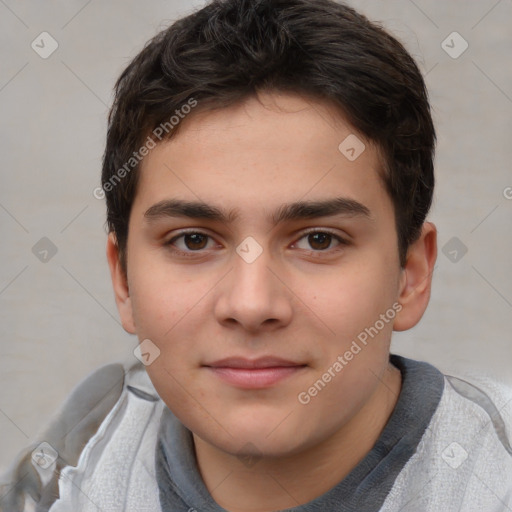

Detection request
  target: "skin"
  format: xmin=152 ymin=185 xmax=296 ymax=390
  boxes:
xmin=107 ymin=90 xmax=437 ymax=511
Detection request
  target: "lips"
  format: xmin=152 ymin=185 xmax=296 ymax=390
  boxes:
xmin=203 ymin=357 xmax=307 ymax=389
xmin=205 ymin=356 xmax=304 ymax=369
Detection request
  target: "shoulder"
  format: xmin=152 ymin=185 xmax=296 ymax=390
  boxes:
xmin=441 ymin=371 xmax=512 ymax=454
xmin=382 ymin=367 xmax=512 ymax=511
xmin=443 ymin=371 xmax=512 ymax=431
xmin=0 ymin=361 xmax=141 ymax=512
xmin=416 ymin=366 xmax=512 ymax=459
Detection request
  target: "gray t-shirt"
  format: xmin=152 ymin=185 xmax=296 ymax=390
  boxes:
xmin=155 ymin=355 xmax=445 ymax=511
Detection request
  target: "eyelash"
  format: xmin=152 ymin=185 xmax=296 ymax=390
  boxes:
xmin=164 ymin=228 xmax=349 ymax=258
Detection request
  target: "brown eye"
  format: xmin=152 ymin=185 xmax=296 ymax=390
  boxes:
xmin=182 ymin=233 xmax=208 ymax=250
xmin=165 ymin=231 xmax=215 ymax=253
xmin=294 ymin=230 xmax=346 ymax=252
xmin=307 ymin=232 xmax=332 ymax=250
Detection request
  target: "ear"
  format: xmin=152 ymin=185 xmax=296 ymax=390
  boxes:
xmin=393 ymin=222 xmax=437 ymax=331
xmin=106 ymin=232 xmax=136 ymax=334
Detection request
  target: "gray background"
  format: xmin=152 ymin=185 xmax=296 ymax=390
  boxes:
xmin=0 ymin=0 xmax=511 ymax=473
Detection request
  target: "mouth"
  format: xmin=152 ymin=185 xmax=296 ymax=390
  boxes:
xmin=203 ymin=357 xmax=307 ymax=389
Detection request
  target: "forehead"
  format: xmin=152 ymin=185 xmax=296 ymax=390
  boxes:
xmin=133 ymin=91 xmax=390 ymax=221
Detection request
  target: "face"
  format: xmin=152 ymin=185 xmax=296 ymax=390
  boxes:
xmin=108 ymin=91 xmax=432 ymax=458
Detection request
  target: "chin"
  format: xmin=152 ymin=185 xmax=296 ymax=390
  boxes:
xmin=196 ymin=411 xmax=321 ymax=459
xmin=216 ymin=431 xmax=308 ymax=459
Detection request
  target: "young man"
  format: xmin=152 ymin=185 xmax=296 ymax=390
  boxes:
xmin=1 ymin=0 xmax=511 ymax=510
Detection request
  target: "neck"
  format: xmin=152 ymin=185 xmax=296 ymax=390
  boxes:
xmin=193 ymin=362 xmax=402 ymax=512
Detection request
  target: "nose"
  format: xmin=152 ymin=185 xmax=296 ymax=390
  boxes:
xmin=213 ymin=245 xmax=293 ymax=333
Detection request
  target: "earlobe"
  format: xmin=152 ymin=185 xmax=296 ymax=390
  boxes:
xmin=106 ymin=232 xmax=137 ymax=334
xmin=393 ymin=222 xmax=437 ymax=332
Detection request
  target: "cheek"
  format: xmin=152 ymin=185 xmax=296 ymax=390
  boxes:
xmin=129 ymin=282 xmax=177 ymax=338
xmin=128 ymin=256 xmax=196 ymax=336
xmin=128 ymin=266 xmax=208 ymax=373
xmin=313 ymin=259 xmax=398 ymax=333
xmin=145 ymin=360 xmax=213 ymax=438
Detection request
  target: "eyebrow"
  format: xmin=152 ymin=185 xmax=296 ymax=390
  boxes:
xmin=144 ymin=197 xmax=372 ymax=226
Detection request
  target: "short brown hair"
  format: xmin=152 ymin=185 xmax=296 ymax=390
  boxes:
xmin=101 ymin=0 xmax=436 ymax=273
